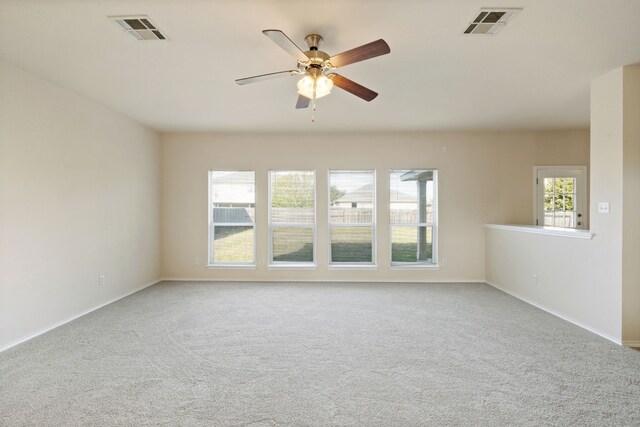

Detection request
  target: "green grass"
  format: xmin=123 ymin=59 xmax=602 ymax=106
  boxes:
xmin=272 ymin=227 xmax=313 ymax=262
xmin=212 ymin=226 xmax=432 ymax=263
xmin=212 ymin=226 xmax=254 ymax=262
xmin=391 ymin=227 xmax=432 ymax=263
xmin=331 ymin=242 xmax=373 ymax=263
xmin=331 ymin=227 xmax=372 ymax=263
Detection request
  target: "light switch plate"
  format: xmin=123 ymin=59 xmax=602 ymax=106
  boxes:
xmin=598 ymin=202 xmax=610 ymax=214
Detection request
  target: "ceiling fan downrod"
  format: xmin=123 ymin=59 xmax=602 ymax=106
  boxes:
xmin=304 ymin=34 xmax=322 ymax=50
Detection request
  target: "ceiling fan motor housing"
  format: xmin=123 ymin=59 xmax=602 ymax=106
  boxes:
xmin=302 ymin=34 xmax=330 ymax=68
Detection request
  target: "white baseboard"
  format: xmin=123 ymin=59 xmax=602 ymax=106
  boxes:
xmin=0 ymin=279 xmax=161 ymax=354
xmin=622 ymin=340 xmax=640 ymax=347
xmin=485 ymin=281 xmax=622 ymax=346
xmin=158 ymin=277 xmax=485 ymax=284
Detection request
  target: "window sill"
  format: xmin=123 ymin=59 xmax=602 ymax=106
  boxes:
xmin=268 ymin=263 xmax=317 ymax=270
xmin=390 ymin=264 xmax=441 ymax=270
xmin=207 ymin=264 xmax=256 ymax=269
xmin=328 ymin=264 xmax=378 ymax=270
xmin=484 ymin=224 xmax=594 ymax=240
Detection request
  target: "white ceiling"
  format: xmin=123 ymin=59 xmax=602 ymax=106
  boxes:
xmin=1 ymin=0 xmax=639 ymax=133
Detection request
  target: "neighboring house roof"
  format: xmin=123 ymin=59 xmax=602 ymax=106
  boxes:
xmin=212 ymin=171 xmax=254 ymax=184
xmin=336 ymin=183 xmax=415 ymax=204
xmin=336 ymin=183 xmax=374 ymax=204
xmin=211 ymin=171 xmax=254 ymax=204
xmin=389 ymin=189 xmax=417 ymax=203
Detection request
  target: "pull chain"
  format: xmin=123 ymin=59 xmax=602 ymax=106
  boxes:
xmin=311 ymin=99 xmax=317 ymax=123
xmin=311 ymin=87 xmax=317 ymax=123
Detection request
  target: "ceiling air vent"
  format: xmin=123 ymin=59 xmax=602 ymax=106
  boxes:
xmin=110 ymin=16 xmax=168 ymax=40
xmin=464 ymin=8 xmax=522 ymax=35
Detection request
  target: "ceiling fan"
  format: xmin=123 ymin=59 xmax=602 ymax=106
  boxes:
xmin=235 ymin=29 xmax=390 ymax=109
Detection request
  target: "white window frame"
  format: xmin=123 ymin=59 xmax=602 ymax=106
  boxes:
xmin=328 ymin=170 xmax=377 ymax=267
xmin=207 ymin=170 xmax=256 ymax=267
xmin=389 ymin=169 xmax=438 ymax=267
xmin=268 ymin=170 xmax=317 ymax=268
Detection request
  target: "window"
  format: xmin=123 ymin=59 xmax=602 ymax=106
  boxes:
xmin=208 ymin=171 xmax=255 ymax=265
xmin=390 ymin=170 xmax=437 ymax=265
xmin=329 ymin=170 xmax=375 ymax=265
xmin=269 ymin=170 xmax=316 ymax=265
xmin=534 ymin=166 xmax=586 ymax=229
xmin=543 ymin=178 xmax=577 ymax=227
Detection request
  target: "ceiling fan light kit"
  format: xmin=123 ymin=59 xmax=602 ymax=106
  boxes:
xmin=235 ymin=29 xmax=390 ymax=115
xmin=297 ymin=73 xmax=333 ymax=99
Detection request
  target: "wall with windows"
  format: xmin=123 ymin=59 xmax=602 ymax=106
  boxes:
xmin=161 ymin=130 xmax=588 ymax=282
xmin=0 ymin=61 xmax=161 ymax=350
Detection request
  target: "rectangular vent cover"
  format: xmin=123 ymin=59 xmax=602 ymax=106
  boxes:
xmin=110 ymin=16 xmax=168 ymax=40
xmin=464 ymin=8 xmax=522 ymax=35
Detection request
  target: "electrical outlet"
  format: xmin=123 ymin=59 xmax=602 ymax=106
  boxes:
xmin=441 ymin=259 xmax=448 ymax=266
xmin=99 ymin=275 xmax=105 ymax=286
xmin=194 ymin=257 xmax=200 ymax=265
xmin=531 ymin=274 xmax=537 ymax=285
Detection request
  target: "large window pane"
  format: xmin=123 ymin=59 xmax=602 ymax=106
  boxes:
xmin=269 ymin=171 xmax=315 ymax=264
xmin=390 ymin=170 xmax=434 ymax=224
xmin=331 ymin=226 xmax=373 ymax=263
xmin=211 ymin=171 xmax=255 ymax=205
xmin=209 ymin=171 xmax=255 ymax=265
xmin=391 ymin=226 xmax=433 ymax=263
xmin=329 ymin=170 xmax=375 ymax=265
xmin=390 ymin=169 xmax=436 ymax=266
xmin=213 ymin=226 xmax=254 ymax=263
xmin=272 ymin=226 xmax=314 ymax=262
xmin=542 ymin=176 xmax=578 ymax=229
xmin=270 ymin=171 xmax=315 ymax=223
xmin=329 ymin=171 xmax=374 ymax=224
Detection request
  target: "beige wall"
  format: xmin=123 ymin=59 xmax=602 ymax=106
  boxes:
xmin=161 ymin=130 xmax=588 ymax=282
xmin=622 ymin=65 xmax=640 ymax=344
xmin=485 ymin=229 xmax=620 ymax=342
xmin=0 ymin=61 xmax=161 ymax=350
xmin=485 ymin=65 xmax=640 ymax=345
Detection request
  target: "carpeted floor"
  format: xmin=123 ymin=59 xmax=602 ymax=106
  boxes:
xmin=1 ymin=281 xmax=639 ymax=426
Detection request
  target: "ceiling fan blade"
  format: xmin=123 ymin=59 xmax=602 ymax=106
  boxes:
xmin=329 ymin=74 xmax=378 ymax=102
xmin=329 ymin=39 xmax=390 ymax=68
xmin=295 ymin=95 xmax=310 ymax=109
xmin=262 ymin=29 xmax=309 ymax=63
xmin=235 ymin=70 xmax=298 ymax=85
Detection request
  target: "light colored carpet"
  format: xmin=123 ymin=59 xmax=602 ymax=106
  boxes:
xmin=1 ymin=281 xmax=640 ymax=426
